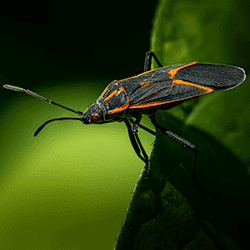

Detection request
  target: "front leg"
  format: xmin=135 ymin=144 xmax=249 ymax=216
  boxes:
xmin=124 ymin=117 xmax=151 ymax=177
xmin=131 ymin=116 xmax=141 ymax=134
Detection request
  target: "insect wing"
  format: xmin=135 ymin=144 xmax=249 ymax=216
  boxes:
xmin=126 ymin=62 xmax=246 ymax=109
xmin=173 ymin=63 xmax=246 ymax=90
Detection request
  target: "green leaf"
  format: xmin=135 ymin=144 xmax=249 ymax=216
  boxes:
xmin=115 ymin=0 xmax=250 ymax=249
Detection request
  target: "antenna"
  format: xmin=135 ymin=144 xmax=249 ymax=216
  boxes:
xmin=34 ymin=117 xmax=82 ymax=136
xmin=3 ymin=84 xmax=84 ymax=135
xmin=3 ymin=84 xmax=83 ymax=116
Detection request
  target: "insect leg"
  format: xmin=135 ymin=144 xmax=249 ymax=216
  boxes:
xmin=132 ymin=117 xmax=152 ymax=176
xmin=124 ymin=118 xmax=147 ymax=164
xmin=124 ymin=118 xmax=151 ymax=177
xmin=149 ymin=114 xmax=205 ymax=197
xmin=143 ymin=51 xmax=163 ymax=72
xmin=138 ymin=124 xmax=156 ymax=136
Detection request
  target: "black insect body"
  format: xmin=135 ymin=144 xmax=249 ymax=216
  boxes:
xmin=3 ymin=51 xmax=246 ymax=195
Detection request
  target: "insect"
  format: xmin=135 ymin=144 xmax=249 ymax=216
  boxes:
xmin=3 ymin=51 xmax=246 ymax=187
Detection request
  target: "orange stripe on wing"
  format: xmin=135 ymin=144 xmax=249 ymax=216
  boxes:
xmin=140 ymin=81 xmax=154 ymax=87
xmin=119 ymin=69 xmax=159 ymax=82
xmin=129 ymin=79 xmax=214 ymax=109
xmin=173 ymin=79 xmax=214 ymax=93
xmin=107 ymin=100 xmax=129 ymax=114
xmin=129 ymin=101 xmax=170 ymax=109
xmin=167 ymin=62 xmax=197 ymax=79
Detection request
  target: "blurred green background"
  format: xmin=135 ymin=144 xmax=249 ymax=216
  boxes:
xmin=0 ymin=0 xmax=250 ymax=249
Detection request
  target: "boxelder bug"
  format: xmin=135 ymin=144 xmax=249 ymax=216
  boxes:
xmin=3 ymin=51 xmax=246 ymax=187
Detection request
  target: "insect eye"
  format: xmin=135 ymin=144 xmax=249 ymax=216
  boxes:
xmin=92 ymin=113 xmax=100 ymax=120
